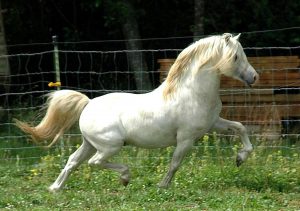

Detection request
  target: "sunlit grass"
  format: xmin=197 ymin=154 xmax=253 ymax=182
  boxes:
xmin=1 ymin=134 xmax=300 ymax=210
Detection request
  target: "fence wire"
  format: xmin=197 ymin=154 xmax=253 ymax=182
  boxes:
xmin=0 ymin=43 xmax=299 ymax=162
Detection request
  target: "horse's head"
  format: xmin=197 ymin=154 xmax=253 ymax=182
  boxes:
xmin=163 ymin=33 xmax=259 ymax=99
xmin=218 ymin=33 xmax=259 ymax=87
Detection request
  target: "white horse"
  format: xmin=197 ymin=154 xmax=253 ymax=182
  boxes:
xmin=15 ymin=33 xmax=258 ymax=192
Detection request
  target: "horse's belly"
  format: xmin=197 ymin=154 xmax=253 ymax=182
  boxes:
xmin=122 ymin=111 xmax=177 ymax=148
xmin=124 ymin=128 xmax=177 ymax=148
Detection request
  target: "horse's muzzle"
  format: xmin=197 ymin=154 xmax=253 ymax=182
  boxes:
xmin=243 ymin=67 xmax=259 ymax=87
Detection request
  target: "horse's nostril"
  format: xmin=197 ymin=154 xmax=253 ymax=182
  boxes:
xmin=253 ymin=75 xmax=257 ymax=81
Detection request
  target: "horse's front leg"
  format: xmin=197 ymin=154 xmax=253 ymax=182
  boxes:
xmin=159 ymin=139 xmax=193 ymax=188
xmin=212 ymin=117 xmax=253 ymax=166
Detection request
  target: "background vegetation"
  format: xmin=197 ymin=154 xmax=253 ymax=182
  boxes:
xmin=2 ymin=0 xmax=300 ymax=50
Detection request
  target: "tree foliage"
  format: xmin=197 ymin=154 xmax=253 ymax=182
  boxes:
xmin=2 ymin=0 xmax=300 ymax=49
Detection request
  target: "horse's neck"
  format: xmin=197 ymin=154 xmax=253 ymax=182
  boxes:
xmin=181 ymin=68 xmax=221 ymax=99
xmin=157 ymin=65 xmax=221 ymax=102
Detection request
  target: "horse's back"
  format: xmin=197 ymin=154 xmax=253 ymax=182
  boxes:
xmin=79 ymin=92 xmax=136 ymax=134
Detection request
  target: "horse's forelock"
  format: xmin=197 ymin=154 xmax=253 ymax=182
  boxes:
xmin=215 ymin=39 xmax=241 ymax=72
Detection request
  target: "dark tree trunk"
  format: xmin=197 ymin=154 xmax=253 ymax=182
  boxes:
xmin=0 ymin=1 xmax=10 ymax=90
xmin=0 ymin=0 xmax=9 ymax=114
xmin=193 ymin=0 xmax=204 ymax=41
xmin=121 ymin=0 xmax=152 ymax=91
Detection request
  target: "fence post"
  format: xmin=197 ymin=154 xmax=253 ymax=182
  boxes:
xmin=52 ymin=35 xmax=61 ymax=91
xmin=52 ymin=35 xmax=65 ymax=162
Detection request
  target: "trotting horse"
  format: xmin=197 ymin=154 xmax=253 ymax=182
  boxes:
xmin=15 ymin=33 xmax=258 ymax=192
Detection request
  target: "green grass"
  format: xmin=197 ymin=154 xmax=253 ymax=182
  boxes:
xmin=1 ymin=135 xmax=300 ymax=210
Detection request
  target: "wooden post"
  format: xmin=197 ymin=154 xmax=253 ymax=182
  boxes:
xmin=157 ymin=59 xmax=175 ymax=83
xmin=52 ymin=35 xmax=65 ymax=161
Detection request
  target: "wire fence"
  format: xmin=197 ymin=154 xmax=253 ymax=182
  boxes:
xmin=0 ymin=35 xmax=299 ymax=163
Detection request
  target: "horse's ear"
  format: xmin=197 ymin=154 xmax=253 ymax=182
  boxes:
xmin=222 ymin=33 xmax=232 ymax=44
xmin=234 ymin=33 xmax=241 ymax=40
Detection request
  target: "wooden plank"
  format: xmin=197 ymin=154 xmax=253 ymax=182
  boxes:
xmin=220 ymin=89 xmax=274 ymax=95
xmin=248 ymin=56 xmax=300 ymax=63
xmin=158 ymin=57 xmax=300 ymax=88
xmin=221 ymin=78 xmax=300 ymax=88
xmin=253 ymin=65 xmax=299 ymax=70
xmin=221 ymin=94 xmax=300 ymax=103
xmin=255 ymin=79 xmax=300 ymax=87
xmin=250 ymin=62 xmax=300 ymax=66
xmin=221 ymin=68 xmax=300 ymax=87
xmin=218 ymin=118 xmax=281 ymax=125
xmin=247 ymin=56 xmax=300 ymax=63
xmin=221 ymin=104 xmax=300 ymax=118
xmin=220 ymin=104 xmax=282 ymax=125
xmin=248 ymin=56 xmax=300 ymax=71
xmin=248 ymin=56 xmax=300 ymax=61
xmin=254 ymin=71 xmax=298 ymax=78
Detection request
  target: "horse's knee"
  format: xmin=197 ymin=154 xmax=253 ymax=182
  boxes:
xmin=64 ymin=161 xmax=78 ymax=172
xmin=88 ymin=158 xmax=103 ymax=166
xmin=64 ymin=155 xmax=82 ymax=172
xmin=246 ymin=145 xmax=253 ymax=153
xmin=88 ymin=154 xmax=105 ymax=167
xmin=232 ymin=121 xmax=247 ymax=134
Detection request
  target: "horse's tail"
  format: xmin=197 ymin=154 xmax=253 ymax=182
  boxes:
xmin=15 ymin=90 xmax=90 ymax=147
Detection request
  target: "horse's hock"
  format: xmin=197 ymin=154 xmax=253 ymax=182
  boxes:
xmin=158 ymin=56 xmax=300 ymax=139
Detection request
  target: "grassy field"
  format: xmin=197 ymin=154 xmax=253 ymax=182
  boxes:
xmin=1 ymin=135 xmax=300 ymax=210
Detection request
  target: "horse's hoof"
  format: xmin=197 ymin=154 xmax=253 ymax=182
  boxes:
xmin=120 ymin=178 xmax=130 ymax=186
xmin=236 ymin=149 xmax=252 ymax=167
xmin=48 ymin=185 xmax=60 ymax=193
xmin=158 ymin=182 xmax=170 ymax=189
xmin=236 ymin=155 xmax=243 ymax=167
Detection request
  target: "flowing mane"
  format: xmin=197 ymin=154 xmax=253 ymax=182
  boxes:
xmin=162 ymin=34 xmax=239 ymax=99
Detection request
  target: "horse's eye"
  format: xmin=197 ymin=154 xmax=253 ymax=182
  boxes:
xmin=234 ymin=55 xmax=238 ymax=61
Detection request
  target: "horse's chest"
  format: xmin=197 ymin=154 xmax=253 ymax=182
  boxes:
xmin=178 ymin=98 xmax=221 ymax=127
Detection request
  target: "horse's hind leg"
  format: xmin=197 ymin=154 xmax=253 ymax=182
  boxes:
xmin=48 ymin=137 xmax=96 ymax=192
xmin=88 ymin=146 xmax=130 ymax=186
